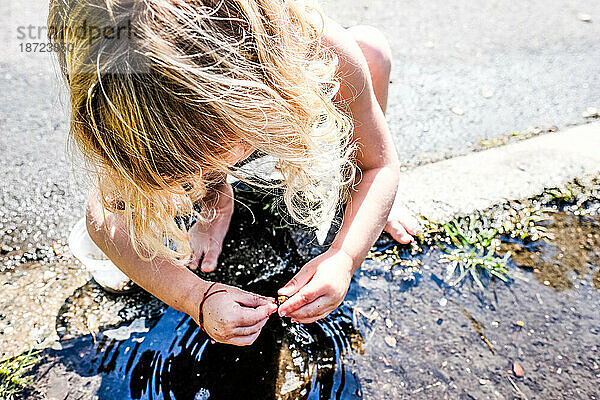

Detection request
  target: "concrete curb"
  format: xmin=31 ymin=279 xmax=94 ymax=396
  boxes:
xmin=394 ymin=122 xmax=600 ymax=222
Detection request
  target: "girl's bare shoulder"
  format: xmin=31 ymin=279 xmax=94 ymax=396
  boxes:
xmin=319 ymin=16 xmax=372 ymax=101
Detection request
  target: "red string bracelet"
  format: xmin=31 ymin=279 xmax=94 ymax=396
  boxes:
xmin=198 ymin=282 xmax=227 ymax=334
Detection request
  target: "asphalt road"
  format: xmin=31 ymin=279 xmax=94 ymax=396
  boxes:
xmin=1 ymin=0 xmax=599 ymax=248
xmin=321 ymin=0 xmax=600 ymax=162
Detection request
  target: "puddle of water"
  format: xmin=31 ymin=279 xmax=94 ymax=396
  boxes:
xmin=79 ymin=307 xmax=362 ymax=400
xmin=502 ymin=212 xmax=600 ymax=290
xmin=30 ymin=196 xmax=600 ymax=399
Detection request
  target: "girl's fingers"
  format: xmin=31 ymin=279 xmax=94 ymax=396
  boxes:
xmin=292 ymin=311 xmax=330 ymax=324
xmin=399 ymin=211 xmax=420 ymax=236
xmin=286 ymin=296 xmax=329 ymax=321
xmin=278 ymin=284 xmax=322 ymax=317
xmin=236 ymin=290 xmax=276 ymax=308
xmin=403 ymin=217 xmax=420 ymax=236
xmin=387 ymin=206 xmax=420 ymax=235
xmin=233 ymin=317 xmax=269 ymax=336
xmin=229 ymin=330 xmax=261 ymax=346
xmin=188 ymin=233 xmax=210 ymax=271
xmin=237 ymin=303 xmax=277 ymax=327
xmin=278 ymin=264 xmax=316 ymax=298
xmin=187 ymin=248 xmax=204 ymax=270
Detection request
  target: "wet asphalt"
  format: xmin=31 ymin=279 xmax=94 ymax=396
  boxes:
xmin=1 ymin=0 xmax=599 ymax=249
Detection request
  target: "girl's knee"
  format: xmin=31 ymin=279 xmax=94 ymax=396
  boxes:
xmin=347 ymin=25 xmax=392 ymax=75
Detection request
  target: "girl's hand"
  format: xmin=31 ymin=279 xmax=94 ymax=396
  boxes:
xmin=188 ymin=183 xmax=234 ymax=272
xmin=277 ymin=249 xmax=354 ymax=324
xmin=199 ymin=283 xmax=278 ymax=346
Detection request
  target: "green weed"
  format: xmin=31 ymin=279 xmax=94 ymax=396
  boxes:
xmin=368 ymin=243 xmax=423 ymax=272
xmin=439 ymin=216 xmax=511 ymax=290
xmin=440 ymin=245 xmax=512 ymax=290
xmin=0 ymin=350 xmax=40 ymax=400
xmin=499 ymin=205 xmax=554 ymax=242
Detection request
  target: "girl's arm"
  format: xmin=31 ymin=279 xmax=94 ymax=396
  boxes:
xmin=86 ymin=188 xmax=277 ymax=345
xmin=277 ymin=17 xmax=399 ymax=322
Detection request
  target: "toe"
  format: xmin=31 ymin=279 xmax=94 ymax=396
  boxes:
xmin=187 ymin=252 xmax=202 ymax=271
xmin=200 ymin=247 xmax=221 ymax=272
xmin=200 ymin=258 xmax=217 ymax=272
xmin=384 ymin=220 xmax=413 ymax=244
xmin=401 ymin=214 xmax=420 ymax=236
xmin=389 ymin=208 xmax=420 ymax=236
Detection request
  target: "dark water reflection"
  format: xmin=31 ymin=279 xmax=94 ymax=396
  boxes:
xmin=87 ymin=306 xmax=362 ymax=400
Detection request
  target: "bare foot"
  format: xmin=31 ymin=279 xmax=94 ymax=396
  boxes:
xmin=384 ymin=204 xmax=420 ymax=244
xmin=188 ymin=183 xmax=234 ymax=272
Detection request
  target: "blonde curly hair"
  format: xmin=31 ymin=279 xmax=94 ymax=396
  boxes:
xmin=49 ymin=0 xmax=355 ymax=265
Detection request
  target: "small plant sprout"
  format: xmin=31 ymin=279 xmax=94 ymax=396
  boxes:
xmin=439 ymin=215 xmax=512 ymax=290
xmin=500 ymin=205 xmax=554 ymax=242
xmin=368 ymin=243 xmax=423 ymax=275
xmin=0 ymin=350 xmax=40 ymax=400
xmin=547 ymin=186 xmax=576 ymax=203
xmin=440 ymin=244 xmax=512 ymax=291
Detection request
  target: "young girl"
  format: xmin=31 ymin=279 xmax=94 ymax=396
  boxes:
xmin=49 ymin=0 xmax=417 ymax=346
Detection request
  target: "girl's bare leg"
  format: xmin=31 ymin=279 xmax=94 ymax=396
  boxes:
xmin=188 ymin=182 xmax=234 ymax=272
xmin=347 ymin=25 xmax=419 ymax=243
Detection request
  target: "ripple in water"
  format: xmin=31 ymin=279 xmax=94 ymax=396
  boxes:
xmin=87 ymin=305 xmax=363 ymax=400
